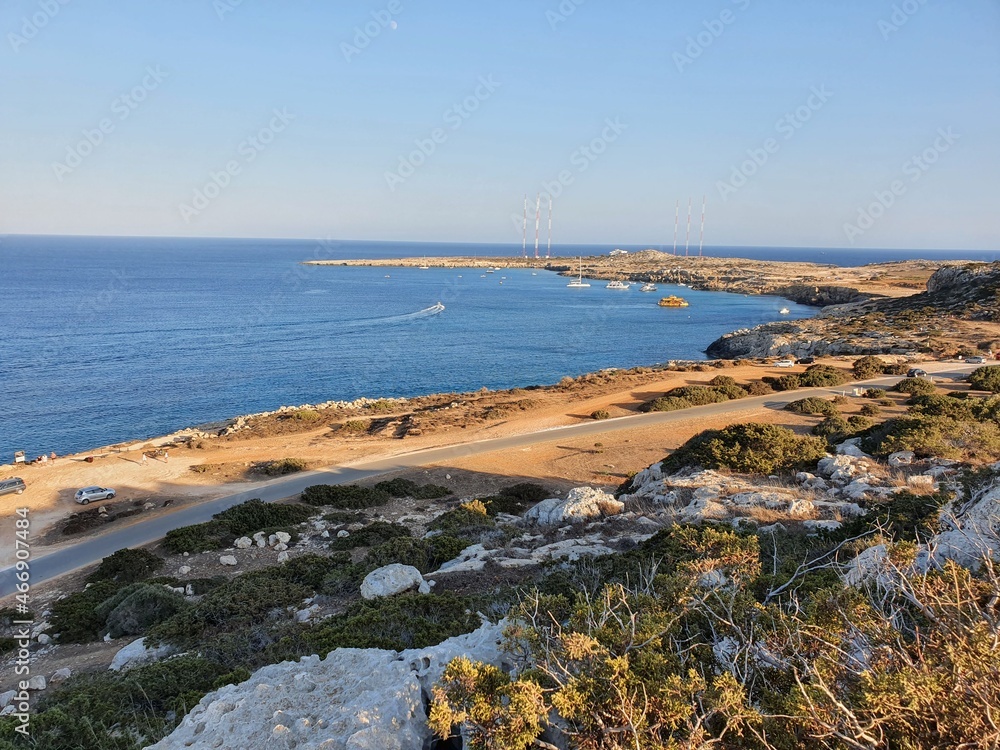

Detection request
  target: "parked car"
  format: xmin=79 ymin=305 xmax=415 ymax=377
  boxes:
xmin=965 ymin=356 xmax=987 ymax=364
xmin=775 ymin=360 xmax=796 ymax=368
xmin=0 ymin=477 xmax=26 ymax=496
xmin=796 ymin=357 xmax=816 ymax=365
xmin=74 ymin=486 xmax=116 ymax=504
xmin=907 ymin=368 xmax=930 ymax=379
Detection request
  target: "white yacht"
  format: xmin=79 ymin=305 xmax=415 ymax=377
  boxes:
xmin=567 ymin=257 xmax=590 ymax=288
xmin=640 ymin=283 xmax=658 ymax=292
xmin=779 ymin=307 xmax=790 ymax=315
xmin=606 ymin=280 xmax=630 ymax=290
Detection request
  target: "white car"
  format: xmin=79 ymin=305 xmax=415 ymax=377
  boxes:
xmin=75 ymin=486 xmax=116 ymax=505
xmin=774 ymin=360 xmax=796 ymax=368
xmin=965 ymin=356 xmax=987 ymax=365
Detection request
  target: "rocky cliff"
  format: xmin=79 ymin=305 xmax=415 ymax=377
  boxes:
xmin=706 ymin=262 xmax=1000 ymax=359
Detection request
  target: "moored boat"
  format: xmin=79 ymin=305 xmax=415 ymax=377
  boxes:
xmin=658 ymin=295 xmax=689 ymax=308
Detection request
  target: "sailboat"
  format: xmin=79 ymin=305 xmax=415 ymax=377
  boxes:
xmin=567 ymin=258 xmax=590 ymax=288
xmin=418 ymin=256 xmax=430 ymax=270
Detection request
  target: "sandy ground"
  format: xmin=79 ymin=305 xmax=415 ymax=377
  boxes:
xmin=0 ymin=356 xmax=922 ymax=566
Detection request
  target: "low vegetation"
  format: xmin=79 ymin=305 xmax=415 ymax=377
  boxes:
xmin=163 ymin=499 xmax=312 ymax=553
xmin=662 ymin=422 xmax=827 ymax=475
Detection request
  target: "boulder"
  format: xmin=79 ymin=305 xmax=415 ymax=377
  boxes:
xmin=888 ymin=451 xmax=915 ymax=467
xmin=178 ymin=566 xmax=192 ymax=575
xmin=253 ymin=532 xmax=267 ymax=548
xmin=276 ymin=551 xmax=289 ymax=563
xmin=337 ymin=530 xmax=350 ymax=538
xmin=36 ymin=633 xmax=51 ymax=646
xmin=26 ymin=675 xmax=46 ymax=691
xmin=524 ymin=487 xmax=624 ymax=526
xmin=145 ymin=622 xmax=505 ymax=750
xmin=836 ymin=440 xmax=871 ymax=458
xmin=49 ymin=668 xmax=72 ymax=685
xmin=110 ymin=637 xmax=177 ymax=672
xmin=219 ymin=555 xmax=238 ymax=566
xmin=234 ymin=537 xmax=253 ymax=549
xmin=273 ymin=531 xmax=291 ymax=545
xmin=923 ymin=484 xmax=1000 ymax=570
xmin=360 ymin=564 xmax=426 ymax=600
xmin=0 ymin=690 xmax=16 ymax=709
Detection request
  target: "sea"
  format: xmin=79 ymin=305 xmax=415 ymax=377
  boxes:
xmin=2 ymin=235 xmax=997 ymax=458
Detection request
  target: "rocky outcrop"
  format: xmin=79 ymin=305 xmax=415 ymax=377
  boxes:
xmin=922 ymin=481 xmax=1000 ymax=570
xmin=360 ymin=564 xmax=430 ymax=599
xmin=109 ymin=637 xmax=176 ymax=672
xmin=147 ymin=621 xmax=505 ymax=750
xmin=524 ymin=487 xmax=624 ymax=526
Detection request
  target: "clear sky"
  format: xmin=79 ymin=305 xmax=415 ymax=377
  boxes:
xmin=1 ymin=0 xmax=998 ymax=249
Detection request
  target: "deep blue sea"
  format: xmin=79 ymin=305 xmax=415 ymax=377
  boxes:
xmin=2 ymin=235 xmax=996 ymax=457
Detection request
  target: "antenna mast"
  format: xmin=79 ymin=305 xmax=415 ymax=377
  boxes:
xmin=673 ymin=199 xmax=679 ymax=255
xmin=546 ymin=197 xmax=553 ymax=259
xmin=685 ymin=197 xmax=692 ymax=257
xmin=698 ymin=196 xmax=706 ymax=257
xmin=521 ymin=195 xmax=528 ymax=258
xmin=534 ymin=193 xmax=541 ymax=259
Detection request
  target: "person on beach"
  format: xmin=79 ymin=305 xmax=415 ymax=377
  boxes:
xmin=141 ymin=453 xmax=147 ymax=466
xmin=164 ymin=450 xmax=169 ymax=463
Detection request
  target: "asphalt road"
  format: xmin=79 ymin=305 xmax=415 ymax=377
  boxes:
xmin=0 ymin=363 xmax=980 ymax=598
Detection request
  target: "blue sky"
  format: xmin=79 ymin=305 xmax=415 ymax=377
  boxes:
xmin=1 ymin=0 xmax=998 ymax=249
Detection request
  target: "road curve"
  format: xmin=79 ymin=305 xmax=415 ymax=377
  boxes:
xmin=0 ymin=364 xmax=979 ymax=597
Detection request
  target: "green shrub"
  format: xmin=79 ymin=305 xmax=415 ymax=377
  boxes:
xmin=852 ymin=356 xmax=888 ymax=379
xmin=290 ymin=409 xmax=321 ymax=422
xmin=847 ymin=415 xmax=874 ymax=432
xmin=864 ymin=388 xmax=888 ymax=399
xmin=746 ymin=380 xmax=774 ymax=396
xmin=590 ymin=409 xmax=611 ymax=420
xmin=662 ymin=423 xmax=826 ymax=475
xmin=365 ymin=534 xmax=469 ymax=574
xmin=968 ymin=366 xmax=1000 ymax=392
xmin=784 ymin=397 xmax=839 ymax=416
xmin=429 ymin=503 xmax=496 ymax=537
xmin=708 ymin=375 xmax=737 ymax=387
xmin=712 ymin=383 xmax=749 ymax=400
xmin=907 ymin=393 xmax=974 ymax=419
xmin=481 ymin=483 xmax=550 ymax=515
xmin=48 ymin=580 xmax=122 ymax=643
xmin=836 ymin=491 xmax=950 ymax=543
xmin=87 ymin=548 xmax=163 ymax=585
xmin=665 ymin=386 xmax=730 ymax=406
xmin=883 ymin=362 xmax=911 ymax=375
xmin=257 ymin=458 xmax=308 ymax=476
xmin=298 ymin=593 xmax=480 ymax=653
xmin=799 ymin=364 xmax=850 ymax=387
xmin=328 ymin=521 xmax=411 ymax=551
xmin=895 ymin=377 xmax=937 ymax=395
xmin=812 ymin=415 xmax=851 ymax=441
xmin=342 ymin=419 xmax=369 ymax=433
xmin=366 ymin=399 xmax=397 ymax=413
xmin=373 ymin=478 xmax=452 ymax=499
xmin=300 ymin=484 xmax=391 ymax=509
xmin=164 ymin=500 xmax=312 ymax=553
xmin=97 ymin=583 xmax=188 ymax=638
xmin=772 ymin=374 xmax=801 ymax=391
xmin=860 ymin=403 xmax=882 ymax=417
xmin=322 ymin=510 xmax=366 ymax=525
xmin=862 ymin=415 xmax=1000 ymax=460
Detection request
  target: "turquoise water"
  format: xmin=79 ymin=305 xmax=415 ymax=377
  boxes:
xmin=2 ymin=235 xmax=990 ymax=456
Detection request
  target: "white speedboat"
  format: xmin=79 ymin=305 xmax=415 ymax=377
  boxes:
xmin=640 ymin=283 xmax=658 ymax=292
xmin=606 ymin=280 xmax=630 ymax=290
xmin=779 ymin=307 xmax=790 ymax=315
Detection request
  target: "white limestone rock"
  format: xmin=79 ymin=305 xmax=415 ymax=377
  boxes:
xmin=178 ymin=565 xmax=192 ymax=575
xmin=836 ymin=439 xmax=871 ymax=458
xmin=146 ymin=622 xmax=505 ymax=750
xmin=273 ymin=531 xmax=292 ymax=545
xmin=49 ymin=668 xmax=71 ymax=685
xmin=360 ymin=564 xmax=426 ymax=600
xmin=234 ymin=537 xmax=253 ymax=549
xmin=110 ymin=637 xmax=177 ymax=672
xmin=923 ymin=483 xmax=1000 ymax=570
xmin=888 ymin=451 xmax=915 ymax=467
xmin=253 ymin=532 xmax=267 ymax=548
xmin=337 ymin=530 xmax=350 ymax=539
xmin=524 ymin=487 xmax=624 ymax=526
xmin=26 ymin=676 xmax=46 ymax=691
xmin=276 ymin=551 xmax=289 ymax=563
xmin=219 ymin=555 xmax=238 ymax=566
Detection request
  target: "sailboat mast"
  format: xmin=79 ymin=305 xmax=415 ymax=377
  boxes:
xmin=534 ymin=193 xmax=541 ymax=259
xmin=546 ymin=198 xmax=553 ymax=259
xmin=685 ymin=197 xmax=692 ymax=257
xmin=673 ymin=199 xmax=679 ymax=255
xmin=521 ymin=194 xmax=528 ymax=258
xmin=698 ymin=196 xmax=706 ymax=257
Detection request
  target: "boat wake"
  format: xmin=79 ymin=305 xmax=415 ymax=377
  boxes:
xmin=342 ymin=302 xmax=445 ymax=330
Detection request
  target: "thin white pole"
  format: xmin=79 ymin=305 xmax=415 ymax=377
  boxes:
xmin=534 ymin=193 xmax=541 ymax=259
xmin=685 ymin=197 xmax=692 ymax=257
xmin=546 ymin=198 xmax=553 ymax=259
